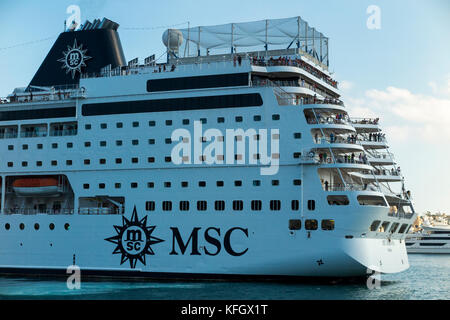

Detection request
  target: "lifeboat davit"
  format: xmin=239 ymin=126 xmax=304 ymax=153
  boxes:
xmin=12 ymin=177 xmax=60 ymax=197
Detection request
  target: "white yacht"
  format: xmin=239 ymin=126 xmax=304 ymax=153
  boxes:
xmin=406 ymin=225 xmax=450 ymax=254
xmin=0 ymin=17 xmax=417 ymax=280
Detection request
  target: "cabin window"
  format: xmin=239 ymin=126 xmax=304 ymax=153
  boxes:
xmin=327 ymin=195 xmax=350 ymax=206
xmin=251 ymin=200 xmax=262 ymax=211
xmin=379 ymin=221 xmax=391 ymax=233
xmin=181 ymin=181 xmax=188 ymax=188
xmin=132 ymin=157 xmax=139 ymax=164
xmin=254 ymin=115 xmax=261 ymax=121
xmin=270 ymin=200 xmax=281 ymax=211
xmin=370 ymin=220 xmax=381 ymax=232
xmin=389 ymin=223 xmax=400 ymax=233
xmin=131 ymin=182 xmax=138 ymax=188
xmin=179 ymin=201 xmax=190 ymax=211
xmin=116 ymin=122 xmax=123 ymax=128
xmin=148 ymin=157 xmax=155 ymax=163
xmin=289 ymin=220 xmax=301 ymax=230
xmin=398 ymin=224 xmax=409 ymax=234
xmin=305 ymin=219 xmax=318 ymax=230
xmin=321 ymin=220 xmax=335 ymax=231
xmin=164 ymin=182 xmax=171 ymax=188
xmin=215 ymin=201 xmax=225 ymax=211
xmin=307 ymin=200 xmax=316 ymax=211
xmin=293 ymin=179 xmax=302 ymax=186
xmin=233 ymin=200 xmax=244 ymax=211
xmin=149 ymin=121 xmax=156 ymax=127
xmin=147 ymin=182 xmax=154 ymax=188
xmin=197 ymin=201 xmax=207 ymax=211
xmin=216 ymin=181 xmax=224 ymax=187
xmin=162 ymin=201 xmax=172 ymax=211
xmin=358 ymin=195 xmax=387 ymax=207
xmin=132 ymin=121 xmax=139 ymax=128
xmin=291 ymin=200 xmax=300 ymax=211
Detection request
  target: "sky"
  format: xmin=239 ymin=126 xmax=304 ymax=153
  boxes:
xmin=0 ymin=0 xmax=449 ymax=214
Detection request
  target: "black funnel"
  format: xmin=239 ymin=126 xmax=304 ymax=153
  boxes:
xmin=29 ymin=18 xmax=126 ymax=88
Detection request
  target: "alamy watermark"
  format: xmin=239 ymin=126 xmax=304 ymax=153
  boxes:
xmin=66 ymin=265 xmax=81 ymax=290
xmin=170 ymin=121 xmax=280 ymax=176
xmin=366 ymin=267 xmax=381 ymax=290
xmin=367 ymin=5 xmax=381 ymax=30
xmin=66 ymin=5 xmax=81 ymax=30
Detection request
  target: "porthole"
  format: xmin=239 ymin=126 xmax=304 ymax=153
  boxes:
xmin=19 ymin=223 xmax=25 ymax=230
xmin=64 ymin=223 xmax=70 ymax=231
xmin=5 ymin=223 xmax=10 ymax=230
xmin=49 ymin=223 xmax=55 ymax=230
xmin=34 ymin=223 xmax=40 ymax=230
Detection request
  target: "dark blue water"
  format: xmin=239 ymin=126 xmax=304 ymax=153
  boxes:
xmin=0 ymin=255 xmax=448 ymax=300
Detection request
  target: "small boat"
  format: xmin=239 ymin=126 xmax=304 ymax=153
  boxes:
xmin=12 ymin=177 xmax=61 ymax=197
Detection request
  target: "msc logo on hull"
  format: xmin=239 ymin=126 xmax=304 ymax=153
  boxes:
xmin=105 ymin=207 xmax=164 ymax=269
xmin=105 ymin=206 xmax=249 ymax=269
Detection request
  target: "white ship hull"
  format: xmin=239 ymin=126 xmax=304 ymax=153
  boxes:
xmin=0 ymin=208 xmax=409 ymax=279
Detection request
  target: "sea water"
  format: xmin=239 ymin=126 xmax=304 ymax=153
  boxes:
xmin=0 ymin=255 xmax=448 ymax=300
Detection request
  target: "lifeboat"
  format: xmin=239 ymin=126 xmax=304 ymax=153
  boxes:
xmin=12 ymin=177 xmax=60 ymax=197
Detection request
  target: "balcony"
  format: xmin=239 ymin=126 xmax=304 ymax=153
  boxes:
xmin=323 ymin=183 xmax=375 ymax=192
xmin=366 ymin=153 xmax=395 ymax=166
xmin=352 ymin=169 xmax=403 ymax=182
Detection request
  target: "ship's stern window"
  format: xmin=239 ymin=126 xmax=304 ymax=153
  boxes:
xmin=321 ymin=220 xmax=335 ymax=231
xmin=327 ymin=195 xmax=349 ymax=206
xmin=357 ymin=195 xmax=387 ymax=207
xmin=370 ymin=220 xmax=381 ymax=232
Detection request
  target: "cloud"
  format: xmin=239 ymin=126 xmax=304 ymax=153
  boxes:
xmin=339 ymin=80 xmax=354 ymax=91
xmin=345 ymin=86 xmax=450 ymax=143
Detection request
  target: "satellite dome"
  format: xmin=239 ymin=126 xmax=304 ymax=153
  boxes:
xmin=162 ymin=29 xmax=183 ymax=51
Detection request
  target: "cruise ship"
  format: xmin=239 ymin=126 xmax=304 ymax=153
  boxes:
xmin=0 ymin=17 xmax=417 ymax=279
